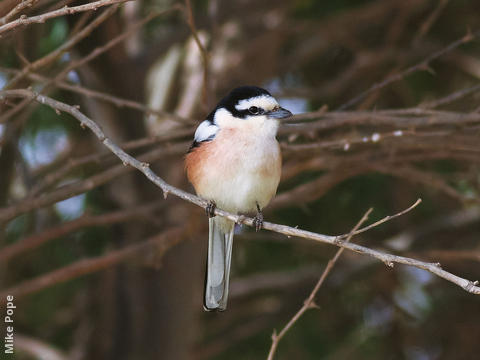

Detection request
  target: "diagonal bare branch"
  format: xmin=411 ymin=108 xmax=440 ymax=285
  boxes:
xmin=0 ymin=88 xmax=479 ymax=296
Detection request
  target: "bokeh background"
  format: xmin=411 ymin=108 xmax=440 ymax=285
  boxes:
xmin=1 ymin=0 xmax=480 ymax=359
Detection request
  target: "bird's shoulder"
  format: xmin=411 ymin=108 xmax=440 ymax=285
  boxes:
xmin=188 ymin=117 xmax=219 ymax=153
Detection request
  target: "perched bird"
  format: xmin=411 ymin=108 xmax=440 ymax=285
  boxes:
xmin=185 ymin=86 xmax=292 ymax=311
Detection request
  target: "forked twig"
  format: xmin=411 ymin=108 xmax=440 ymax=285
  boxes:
xmin=267 ymin=208 xmax=372 ymax=360
xmin=338 ymin=30 xmax=478 ymax=110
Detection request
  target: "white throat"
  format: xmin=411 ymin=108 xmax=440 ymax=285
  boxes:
xmin=213 ymin=108 xmax=279 ymax=139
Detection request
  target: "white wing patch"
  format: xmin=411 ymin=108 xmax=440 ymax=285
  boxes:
xmin=194 ymin=120 xmax=218 ymax=142
xmin=235 ymin=95 xmax=278 ymax=111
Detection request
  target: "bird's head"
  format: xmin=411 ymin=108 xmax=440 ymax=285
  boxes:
xmin=208 ymin=86 xmax=292 ymax=129
xmin=192 ymin=86 xmax=291 ymax=148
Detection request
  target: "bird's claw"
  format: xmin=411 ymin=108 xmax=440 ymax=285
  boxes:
xmin=205 ymin=200 xmax=216 ymax=218
xmin=253 ymin=203 xmax=263 ymax=231
xmin=253 ymin=213 xmax=263 ymax=232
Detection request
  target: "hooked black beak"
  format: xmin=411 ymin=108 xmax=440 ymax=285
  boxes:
xmin=267 ymin=107 xmax=292 ymax=119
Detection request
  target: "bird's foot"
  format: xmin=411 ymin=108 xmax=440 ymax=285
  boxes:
xmin=205 ymin=200 xmax=216 ymax=218
xmin=253 ymin=203 xmax=263 ymax=232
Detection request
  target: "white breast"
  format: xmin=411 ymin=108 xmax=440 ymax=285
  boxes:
xmin=194 ymin=116 xmax=281 ymax=214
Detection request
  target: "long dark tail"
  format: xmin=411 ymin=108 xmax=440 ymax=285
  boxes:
xmin=204 ymin=216 xmax=234 ymax=311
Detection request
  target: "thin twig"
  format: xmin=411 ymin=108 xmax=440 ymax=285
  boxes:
xmin=0 ymin=66 xmax=192 ymax=124
xmin=371 ymin=165 xmax=476 ymax=204
xmin=267 ymin=208 xmax=372 ymax=360
xmin=0 ymin=0 xmax=131 ymax=36
xmin=28 ymin=135 xmax=191 ymax=197
xmin=412 ymin=0 xmax=449 ymax=46
xmin=0 ymin=0 xmax=39 ymax=26
xmin=423 ymin=250 xmax=480 ymax=263
xmin=1 ymin=89 xmax=479 ymax=296
xmin=0 ymin=201 xmax=165 ymax=262
xmin=13 ymin=334 xmax=67 ymax=360
xmin=1 ymin=5 xmax=181 ymax=124
xmin=0 ymin=227 xmax=185 ymax=304
xmin=0 ymin=4 xmax=120 ymax=123
xmin=49 ymin=5 xmax=182 ymax=87
xmin=0 ymin=138 xmax=185 ymax=222
xmin=282 ymin=110 xmax=480 ymax=137
xmin=336 ymin=199 xmax=421 ymax=239
xmin=420 ymin=83 xmax=480 ymax=109
xmin=184 ymin=0 xmax=211 ymax=109
xmin=338 ymin=29 xmax=478 ymax=110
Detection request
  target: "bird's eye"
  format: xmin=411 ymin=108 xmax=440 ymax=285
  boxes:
xmin=248 ymin=106 xmax=262 ymax=115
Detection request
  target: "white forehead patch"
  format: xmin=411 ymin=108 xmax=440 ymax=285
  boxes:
xmin=235 ymin=95 xmax=279 ymax=111
xmin=194 ymin=120 xmax=218 ymax=142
